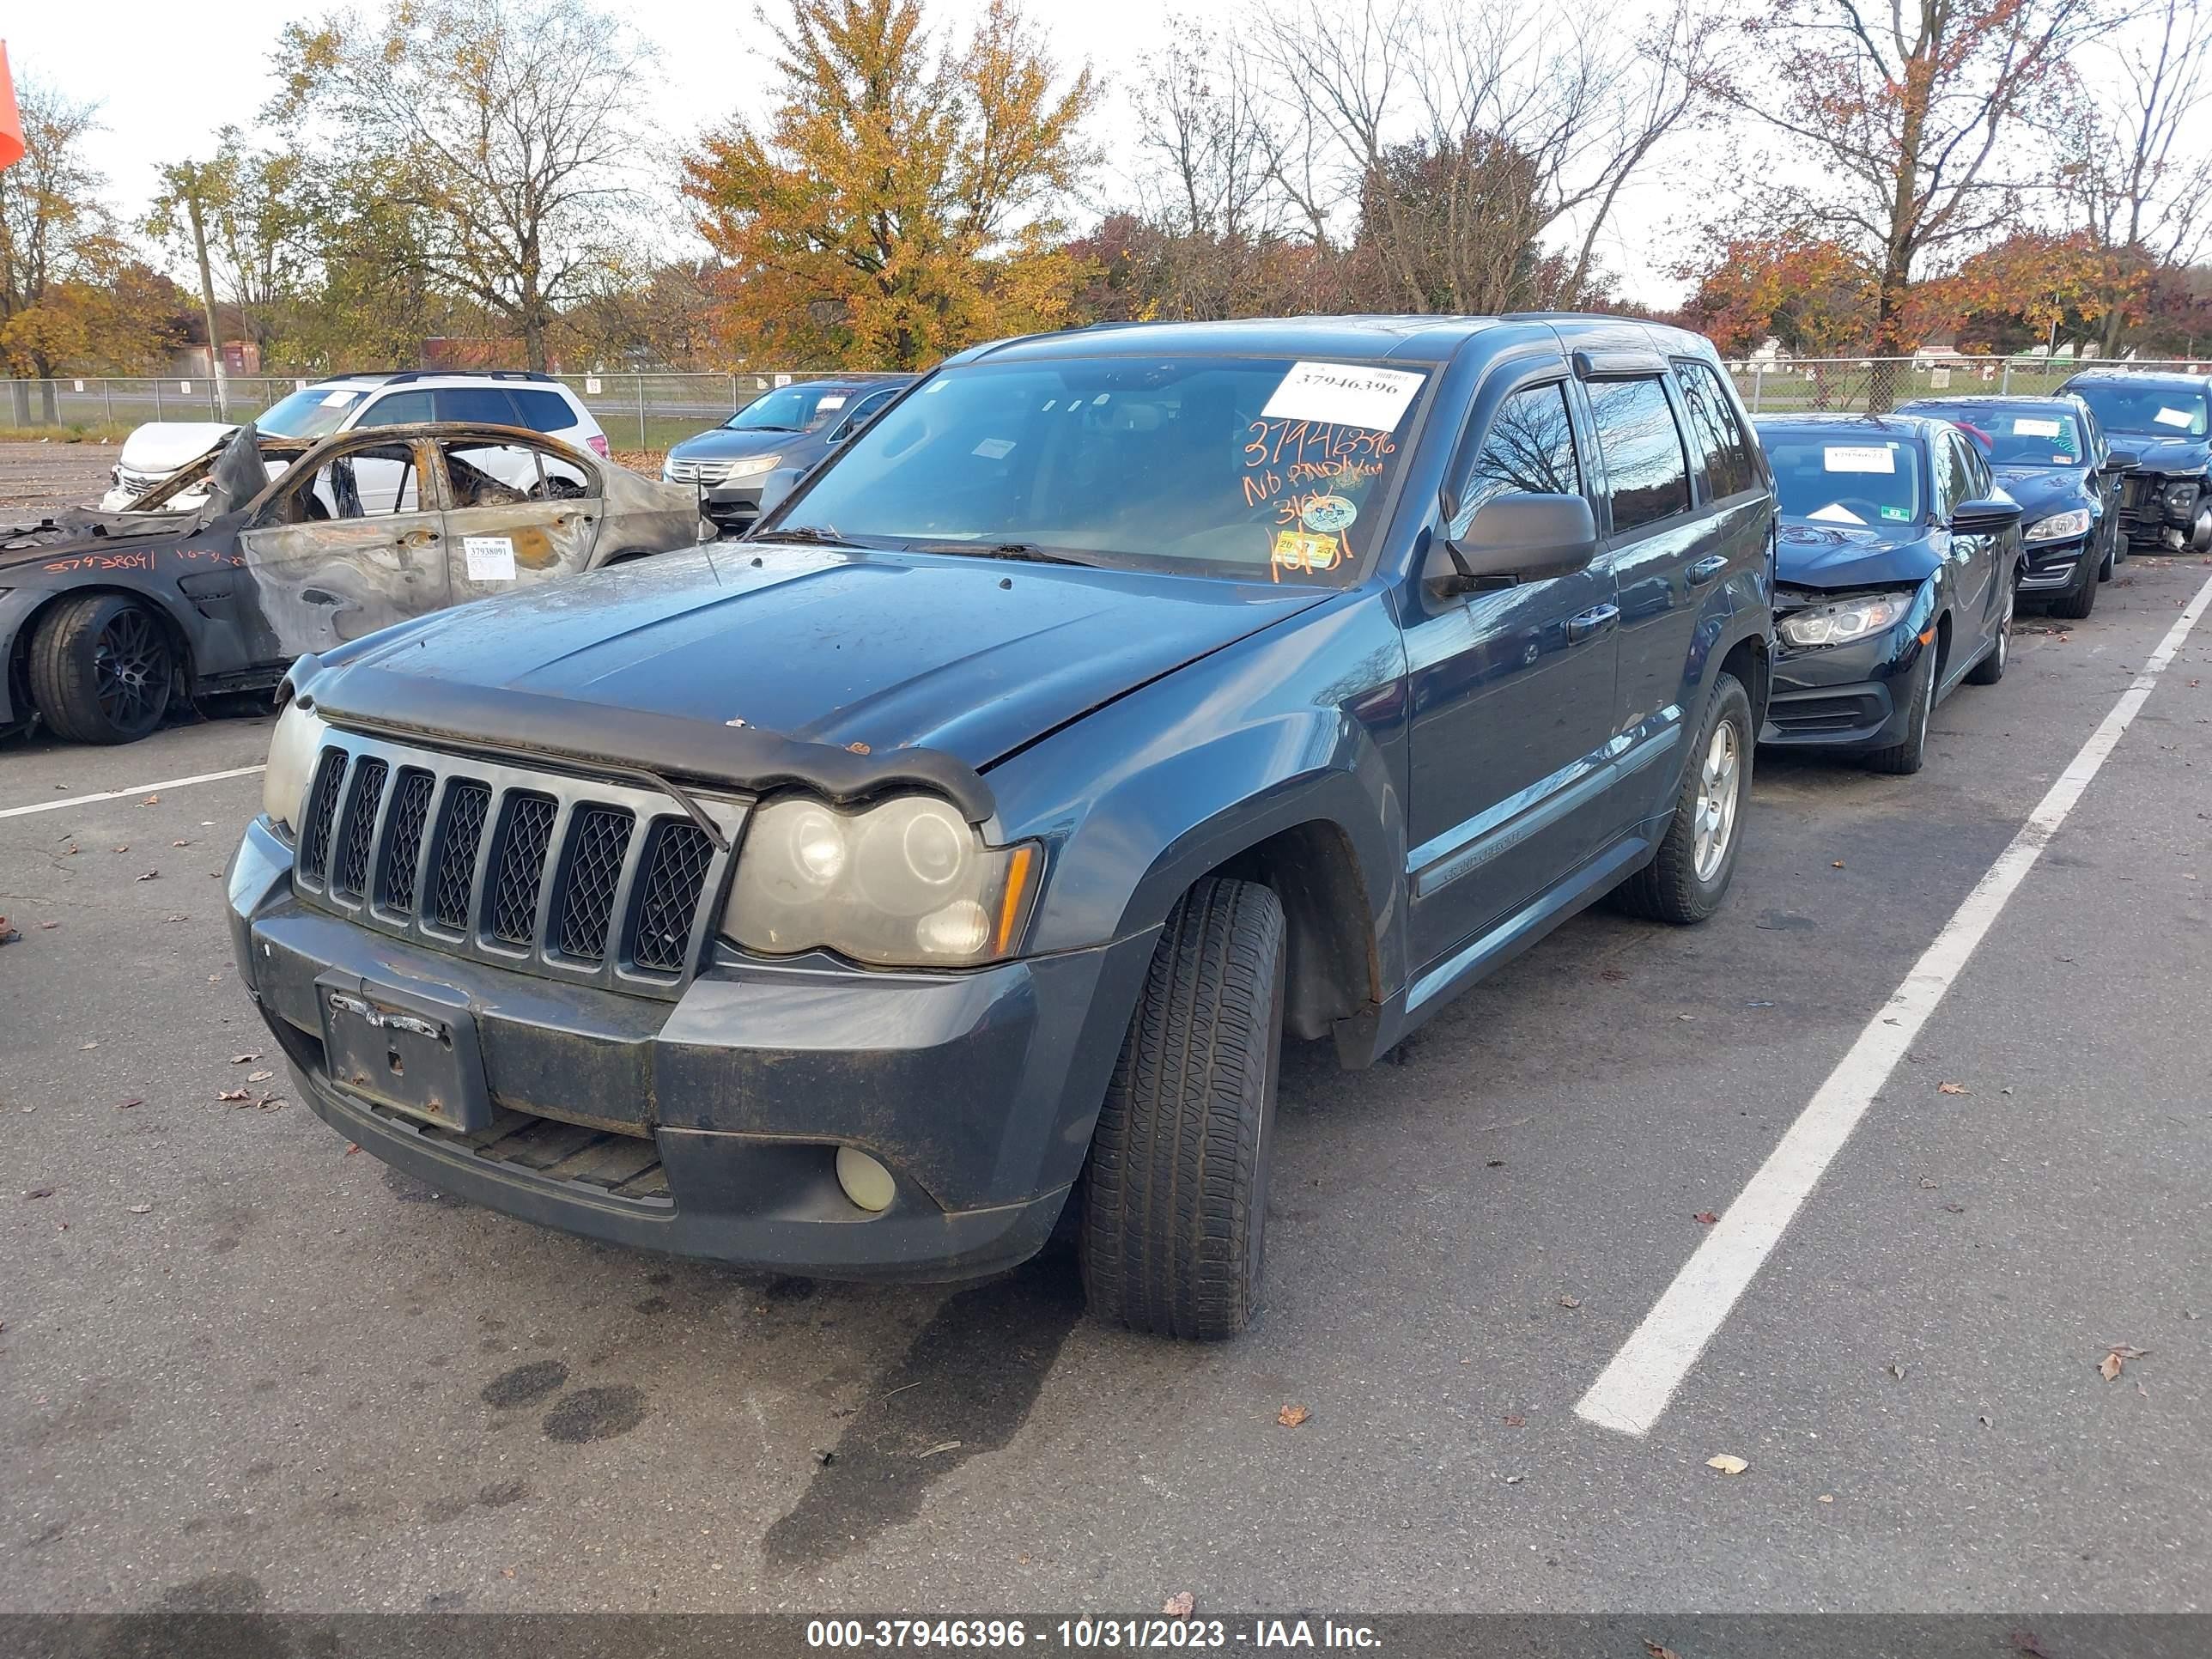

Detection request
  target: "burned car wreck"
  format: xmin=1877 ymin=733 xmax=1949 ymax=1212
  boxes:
xmin=3 ymin=421 xmax=711 ymax=744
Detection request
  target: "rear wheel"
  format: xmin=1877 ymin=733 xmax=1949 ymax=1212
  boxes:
xmin=1079 ymin=877 xmax=1285 ymax=1341
xmin=27 ymin=594 xmax=176 ymax=744
xmin=1611 ymin=671 xmax=1751 ymax=924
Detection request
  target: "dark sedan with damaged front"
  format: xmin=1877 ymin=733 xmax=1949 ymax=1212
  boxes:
xmin=1754 ymin=413 xmax=2022 ymax=775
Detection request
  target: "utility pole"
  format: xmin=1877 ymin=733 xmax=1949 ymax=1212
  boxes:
xmin=183 ymin=179 xmax=230 ymax=422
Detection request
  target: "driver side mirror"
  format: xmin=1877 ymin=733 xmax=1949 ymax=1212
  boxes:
xmin=1425 ymin=493 xmax=1600 ymax=595
xmin=2104 ymin=449 xmax=2141 ymax=472
xmin=1951 ymin=496 xmax=2024 ymax=535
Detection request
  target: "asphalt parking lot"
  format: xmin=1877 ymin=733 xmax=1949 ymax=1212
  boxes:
xmin=3 ymin=541 xmax=2209 ymax=1617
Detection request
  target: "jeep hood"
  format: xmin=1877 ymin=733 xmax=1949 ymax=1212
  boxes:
xmin=307 ymin=544 xmax=1329 ymax=786
xmin=1776 ymin=519 xmax=1943 ymax=589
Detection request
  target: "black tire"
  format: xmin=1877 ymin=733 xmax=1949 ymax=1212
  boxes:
xmin=2045 ymin=555 xmax=2096 ymax=622
xmin=1865 ymin=641 xmax=1936 ymax=775
xmin=1079 ymin=877 xmax=1285 ymax=1341
xmin=2097 ymin=515 xmax=2117 ymax=580
xmin=27 ymin=593 xmax=176 ymax=744
xmin=1611 ymin=670 xmax=1753 ymax=925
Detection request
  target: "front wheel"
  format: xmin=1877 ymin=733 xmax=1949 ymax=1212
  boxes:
xmin=27 ymin=593 xmax=176 ymax=744
xmin=1611 ymin=670 xmax=1752 ymax=924
xmin=1970 ymin=576 xmax=2022 ymax=671
xmin=1864 ymin=642 xmax=1936 ymax=775
xmin=1079 ymin=877 xmax=1285 ymax=1341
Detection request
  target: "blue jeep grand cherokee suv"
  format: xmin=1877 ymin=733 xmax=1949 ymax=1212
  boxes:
xmin=228 ymin=316 xmax=1775 ymax=1339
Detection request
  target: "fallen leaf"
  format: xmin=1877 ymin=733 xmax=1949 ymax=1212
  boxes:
xmin=1693 ymin=1211 xmax=1719 ymax=1225
xmin=344 ymin=1143 xmax=361 ymax=1155
xmin=1943 ymin=1202 xmax=1966 ymax=1213
xmin=172 ymin=840 xmax=189 ymax=848
xmin=79 ymin=1041 xmax=96 ymax=1050
xmin=1979 ymin=1414 xmax=1993 ymax=1427
xmin=1706 ymin=1454 xmax=1748 ymax=1475
xmin=247 ymin=1070 xmax=273 ymax=1083
xmin=500 ymin=1568 xmax=516 ymax=1580
xmin=846 ymin=741 xmax=872 ymax=754
xmin=1818 ymin=1493 xmax=1834 ymax=1504
xmin=918 ymin=1439 xmax=962 ymax=1457
xmin=1503 ymin=1414 xmax=1526 ymax=1427
xmin=1504 ymin=1473 xmax=1523 ymax=1485
xmin=112 ymin=845 xmax=128 ymax=854
xmin=1558 ymin=1296 xmax=1582 ymax=1309
xmin=258 ymin=1097 xmax=286 ymax=1110
xmin=1832 ymin=860 xmax=1844 ymax=869
xmin=1887 ymin=1364 xmax=1907 ymax=1380
xmin=135 ymin=870 xmax=160 ymax=882
xmin=39 ymin=920 xmax=59 ymax=930
xmin=2100 ymin=1352 xmax=2124 ymax=1382
xmin=2010 ymin=1629 xmax=2051 ymax=1659
xmin=1162 ymin=1593 xmax=1195 ymax=1620
xmin=1917 ymin=1177 xmax=1939 ymax=1188
xmin=1485 ymin=1157 xmax=1505 ymax=1169
xmin=163 ymin=914 xmax=188 ymax=924
xmin=230 ymin=1054 xmax=261 ymax=1064
xmin=217 ymin=1089 xmax=249 ymax=1102
xmin=23 ymin=1187 xmax=55 ymax=1200
xmin=116 ymin=1097 xmax=143 ymax=1110
xmin=1644 ymin=1643 xmax=1681 ymax=1659
xmin=1277 ymin=1403 xmax=1310 ymax=1428
xmin=1937 ymin=1081 xmax=1969 ymax=1095
xmin=1599 ymin=966 xmax=1629 ymax=981
xmin=128 ymin=1204 xmax=151 ymax=1215
xmin=142 ymin=794 xmax=160 ymax=805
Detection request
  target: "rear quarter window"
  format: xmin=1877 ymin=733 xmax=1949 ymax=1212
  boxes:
xmin=510 ymin=388 xmax=581 ymax=433
xmin=431 ymin=386 xmax=524 ymax=425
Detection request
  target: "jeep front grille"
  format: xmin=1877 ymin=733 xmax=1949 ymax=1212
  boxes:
xmin=293 ymin=738 xmax=743 ymax=998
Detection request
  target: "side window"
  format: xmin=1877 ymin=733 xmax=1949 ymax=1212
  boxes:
xmin=351 ymin=390 xmax=434 ymax=428
xmin=847 ymin=386 xmax=900 ymax=428
xmin=438 ymin=436 xmax=599 ymax=507
xmin=1587 ymin=376 xmax=1692 ymax=534
xmin=1929 ymin=433 xmax=1963 ymax=519
xmin=1960 ymin=437 xmax=1991 ymax=499
xmin=1448 ymin=381 xmax=1581 ymax=539
xmin=1672 ymin=361 xmax=1757 ymax=501
xmin=431 ymin=386 xmax=524 ymax=426
xmin=264 ymin=444 xmax=420 ymax=524
xmin=509 ymin=388 xmax=578 ymax=433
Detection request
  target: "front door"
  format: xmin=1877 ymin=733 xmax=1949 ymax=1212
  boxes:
xmin=434 ymin=434 xmax=604 ymax=603
xmin=1401 ymin=372 xmax=1620 ymax=971
xmin=232 ymin=438 xmax=452 ymax=660
xmin=1933 ymin=428 xmax=1998 ymax=659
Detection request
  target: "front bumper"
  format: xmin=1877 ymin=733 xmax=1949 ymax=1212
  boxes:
xmin=1759 ymin=623 xmax=1928 ymax=750
xmin=2118 ymin=472 xmax=2206 ymax=550
xmin=2017 ymin=533 xmax=2094 ymax=595
xmin=227 ymin=817 xmax=1154 ymax=1280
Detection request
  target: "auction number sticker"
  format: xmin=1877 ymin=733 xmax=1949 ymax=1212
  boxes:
xmin=1262 ymin=362 xmax=1425 ymax=433
xmin=464 ymin=536 xmax=517 ymax=580
xmin=2012 ymin=416 xmax=2063 ymax=438
xmin=2155 ymin=406 xmax=2196 ymax=428
xmin=1823 ymin=445 xmax=1897 ymax=473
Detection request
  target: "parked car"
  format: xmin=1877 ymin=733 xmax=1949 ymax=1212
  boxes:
xmin=99 ymin=370 xmax=611 ymax=514
xmin=1753 ymin=413 xmax=2023 ymax=774
xmin=2056 ymin=368 xmax=2212 ymax=554
xmin=3 ymin=420 xmax=710 ymax=744
xmin=662 ymin=374 xmax=915 ymax=534
xmin=228 ymin=315 xmax=1773 ymax=1338
xmin=1895 ymin=393 xmax=2131 ymax=618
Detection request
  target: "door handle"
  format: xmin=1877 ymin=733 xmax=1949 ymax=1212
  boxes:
xmin=1687 ymin=554 xmax=1728 ymax=586
xmin=1567 ymin=604 xmax=1620 ymax=643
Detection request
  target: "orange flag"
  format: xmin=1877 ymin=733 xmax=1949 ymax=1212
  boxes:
xmin=0 ymin=44 xmax=23 ymax=172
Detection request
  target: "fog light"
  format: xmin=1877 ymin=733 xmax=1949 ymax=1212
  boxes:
xmin=836 ymin=1146 xmax=896 ymax=1212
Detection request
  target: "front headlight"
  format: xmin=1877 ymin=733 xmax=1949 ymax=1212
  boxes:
xmin=1778 ymin=591 xmax=1917 ymax=648
xmin=722 ymin=793 xmax=1041 ymax=968
xmin=2163 ymin=480 xmax=2199 ymax=513
xmin=262 ymin=697 xmax=329 ymax=833
xmin=720 ymin=452 xmax=782 ymax=481
xmin=2025 ymin=508 xmax=2091 ymax=543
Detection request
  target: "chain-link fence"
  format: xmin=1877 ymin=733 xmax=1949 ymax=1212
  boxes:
xmin=5 ymin=357 xmax=2209 ymax=447
xmin=0 ymin=370 xmax=852 ymax=453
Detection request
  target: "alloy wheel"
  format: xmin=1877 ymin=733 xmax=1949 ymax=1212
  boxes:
xmin=1692 ymin=719 xmax=1741 ymax=884
xmin=93 ymin=607 xmax=172 ymax=733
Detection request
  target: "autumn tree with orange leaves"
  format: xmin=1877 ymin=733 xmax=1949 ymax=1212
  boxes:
xmin=1719 ymin=0 xmax=2110 ymax=362
xmin=684 ymin=0 xmax=1098 ymax=369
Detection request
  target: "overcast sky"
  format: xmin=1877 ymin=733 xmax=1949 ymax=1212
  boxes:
xmin=3 ymin=0 xmax=2160 ymax=312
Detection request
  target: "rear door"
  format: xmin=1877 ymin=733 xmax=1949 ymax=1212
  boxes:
xmin=1933 ymin=428 xmax=1997 ymax=654
xmin=434 ymin=434 xmax=605 ymax=603
xmin=231 ymin=437 xmax=452 ymax=658
xmin=1401 ymin=361 xmax=1620 ymax=969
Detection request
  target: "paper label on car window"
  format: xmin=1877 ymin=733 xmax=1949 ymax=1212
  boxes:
xmin=1261 ymin=362 xmax=1426 ymax=433
xmin=2012 ymin=416 xmax=2062 ymax=438
xmin=2155 ymin=405 xmax=2195 ymax=428
xmin=817 ymin=395 xmax=846 ymax=410
xmin=1824 ymin=445 xmax=1896 ymax=473
xmin=1806 ymin=502 xmax=1868 ymax=525
xmin=464 ymin=536 xmax=517 ymax=580
xmin=972 ymin=437 xmax=1015 ymax=459
xmin=320 ymin=390 xmax=358 ymax=407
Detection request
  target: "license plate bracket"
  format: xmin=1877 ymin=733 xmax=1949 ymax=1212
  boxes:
xmin=316 ymin=969 xmax=492 ymax=1133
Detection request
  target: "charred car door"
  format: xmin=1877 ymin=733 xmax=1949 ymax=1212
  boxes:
xmin=231 ymin=437 xmax=453 ymax=659
xmin=434 ymin=434 xmax=604 ymax=602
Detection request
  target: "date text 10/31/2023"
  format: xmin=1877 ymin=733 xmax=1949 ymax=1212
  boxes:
xmin=805 ymin=1618 xmax=1384 ymax=1650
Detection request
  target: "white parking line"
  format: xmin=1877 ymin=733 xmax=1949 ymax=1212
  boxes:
xmin=1577 ymin=568 xmax=2212 ymax=1438
xmin=0 ymin=764 xmax=266 ymax=821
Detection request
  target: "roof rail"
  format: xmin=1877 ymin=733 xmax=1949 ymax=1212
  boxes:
xmin=310 ymin=368 xmax=560 ymax=386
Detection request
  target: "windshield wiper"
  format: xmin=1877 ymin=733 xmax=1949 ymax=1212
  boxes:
xmin=755 ymin=525 xmax=872 ymax=549
xmin=911 ymin=539 xmax=1096 ymax=567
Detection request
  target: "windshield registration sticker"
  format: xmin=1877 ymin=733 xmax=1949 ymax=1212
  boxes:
xmin=1262 ymin=362 xmax=1425 ymax=433
xmin=972 ymin=438 xmax=1015 ymax=459
xmin=2155 ymin=406 xmax=2195 ymax=428
xmin=1824 ymin=446 xmax=1896 ymax=473
xmin=2012 ymin=416 xmax=2062 ymax=438
xmin=1271 ymin=528 xmax=1342 ymax=580
xmin=464 ymin=536 xmax=517 ymax=580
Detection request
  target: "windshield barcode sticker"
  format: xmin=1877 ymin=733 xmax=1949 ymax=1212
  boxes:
xmin=1262 ymin=362 xmax=1426 ymax=433
xmin=2012 ymin=417 xmax=2062 ymax=438
xmin=1824 ymin=446 xmax=1896 ymax=473
xmin=2155 ymin=406 xmax=2194 ymax=428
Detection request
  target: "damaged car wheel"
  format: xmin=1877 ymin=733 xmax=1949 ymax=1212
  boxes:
xmin=1079 ymin=877 xmax=1285 ymax=1341
xmin=28 ymin=593 xmax=176 ymax=744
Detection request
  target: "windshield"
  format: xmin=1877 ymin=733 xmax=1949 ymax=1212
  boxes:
xmin=2069 ymin=380 xmax=2209 ymax=439
xmin=254 ymin=386 xmax=368 ymax=441
xmin=763 ymin=356 xmax=1431 ymax=583
xmin=726 ymin=384 xmax=863 ymax=433
xmin=1915 ymin=404 xmax=2085 ymax=466
xmin=1761 ymin=432 xmax=1923 ymax=526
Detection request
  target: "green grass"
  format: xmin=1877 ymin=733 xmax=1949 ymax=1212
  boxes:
xmin=0 ymin=422 xmax=132 ymax=445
